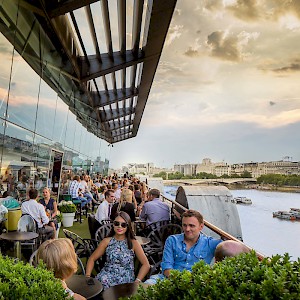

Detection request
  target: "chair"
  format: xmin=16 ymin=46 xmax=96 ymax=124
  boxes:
xmin=141 ymin=219 xmax=170 ymax=237
xmin=95 ymin=223 xmax=113 ymax=243
xmin=29 ymin=249 xmax=86 ymax=275
xmin=63 ymin=229 xmax=97 ymax=259
xmin=17 ymin=214 xmax=38 ymax=252
xmin=88 ymin=214 xmax=101 ymax=239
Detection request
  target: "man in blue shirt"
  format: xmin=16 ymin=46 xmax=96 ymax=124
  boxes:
xmin=145 ymin=209 xmax=222 ymax=283
xmin=139 ymin=188 xmax=170 ymax=226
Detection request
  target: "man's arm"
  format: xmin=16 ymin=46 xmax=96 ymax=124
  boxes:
xmin=161 ymin=236 xmax=176 ymax=277
xmin=39 ymin=204 xmax=49 ymax=226
xmin=139 ymin=203 xmax=147 ymax=221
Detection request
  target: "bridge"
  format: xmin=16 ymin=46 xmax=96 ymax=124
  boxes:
xmin=163 ymin=178 xmax=257 ymax=186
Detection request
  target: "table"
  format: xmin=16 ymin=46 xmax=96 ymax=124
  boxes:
xmin=66 ymin=275 xmax=103 ymax=299
xmin=102 ymin=282 xmax=149 ymax=300
xmin=135 ymin=235 xmax=151 ymax=246
xmin=0 ymin=231 xmax=38 ymax=259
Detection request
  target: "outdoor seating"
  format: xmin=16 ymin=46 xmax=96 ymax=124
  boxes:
xmin=95 ymin=223 xmax=113 ymax=243
xmin=142 ymin=223 xmax=182 ymax=276
xmin=88 ymin=214 xmax=101 ymax=239
xmin=140 ymin=219 xmax=170 ymax=237
xmin=63 ymin=229 xmax=97 ymax=259
xmin=17 ymin=214 xmax=38 ymax=252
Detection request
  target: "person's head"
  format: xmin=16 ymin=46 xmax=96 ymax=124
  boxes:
xmin=37 ymin=238 xmax=77 ymax=280
xmin=112 ymin=183 xmax=118 ymax=190
xmin=215 ymin=240 xmax=250 ymax=262
xmin=2 ymin=191 xmax=9 ymax=198
xmin=105 ymin=189 xmax=115 ymax=203
xmin=42 ymin=188 xmax=51 ymax=199
xmin=148 ymin=188 xmax=160 ymax=201
xmin=134 ymin=184 xmax=140 ymax=191
xmin=28 ymin=188 xmax=38 ymax=200
xmin=182 ymin=210 xmax=204 ymax=242
xmin=73 ymin=175 xmax=80 ymax=181
xmin=110 ymin=211 xmax=135 ymax=249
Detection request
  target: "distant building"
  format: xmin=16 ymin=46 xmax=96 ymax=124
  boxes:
xmin=173 ymin=159 xmax=300 ymax=178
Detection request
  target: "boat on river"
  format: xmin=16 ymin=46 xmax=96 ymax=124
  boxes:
xmin=232 ymin=197 xmax=252 ymax=205
xmin=289 ymin=208 xmax=300 ymax=219
xmin=272 ymin=211 xmax=296 ymax=221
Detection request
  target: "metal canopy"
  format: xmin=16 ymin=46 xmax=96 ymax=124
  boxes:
xmin=0 ymin=0 xmax=177 ymax=143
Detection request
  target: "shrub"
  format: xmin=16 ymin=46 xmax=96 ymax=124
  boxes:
xmin=0 ymin=255 xmax=68 ymax=300
xmin=58 ymin=200 xmax=77 ymax=213
xmin=128 ymin=252 xmax=300 ymax=300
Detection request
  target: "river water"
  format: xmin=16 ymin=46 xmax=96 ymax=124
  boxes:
xmin=164 ymin=187 xmax=300 ymax=260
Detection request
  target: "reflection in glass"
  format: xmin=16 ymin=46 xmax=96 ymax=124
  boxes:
xmin=7 ymin=52 xmax=40 ymax=131
xmin=64 ymin=110 xmax=76 ymax=149
xmin=1 ymin=122 xmax=34 ymax=198
xmin=0 ymin=33 xmax=13 ymax=119
xmin=35 ymin=79 xmax=57 ymax=139
xmin=33 ymin=134 xmax=52 ymax=192
xmin=52 ymin=97 xmax=68 ymax=145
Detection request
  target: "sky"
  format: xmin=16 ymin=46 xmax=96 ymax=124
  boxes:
xmin=110 ymin=0 xmax=300 ymax=169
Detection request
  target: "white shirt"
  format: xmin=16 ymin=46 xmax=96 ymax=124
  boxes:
xmin=21 ymin=199 xmax=49 ymax=228
xmin=114 ymin=188 xmax=122 ymax=200
xmin=79 ymin=180 xmax=89 ymax=193
xmin=95 ymin=200 xmax=111 ymax=223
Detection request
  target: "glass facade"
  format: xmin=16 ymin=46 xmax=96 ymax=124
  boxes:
xmin=0 ymin=27 xmax=109 ymax=198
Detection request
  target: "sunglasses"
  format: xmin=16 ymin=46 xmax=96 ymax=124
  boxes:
xmin=113 ymin=221 xmax=127 ymax=228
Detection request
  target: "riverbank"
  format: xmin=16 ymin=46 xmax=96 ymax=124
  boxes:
xmin=228 ymin=184 xmax=300 ymax=193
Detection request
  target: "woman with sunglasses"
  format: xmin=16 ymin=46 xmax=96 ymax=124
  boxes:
xmin=85 ymin=211 xmax=150 ymax=290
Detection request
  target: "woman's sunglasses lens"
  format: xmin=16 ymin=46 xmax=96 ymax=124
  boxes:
xmin=114 ymin=221 xmax=127 ymax=228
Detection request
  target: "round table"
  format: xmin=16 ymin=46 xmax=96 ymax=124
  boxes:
xmin=0 ymin=231 xmax=38 ymax=259
xmin=102 ymin=282 xmax=145 ymax=300
xmin=66 ymin=275 xmax=103 ymax=299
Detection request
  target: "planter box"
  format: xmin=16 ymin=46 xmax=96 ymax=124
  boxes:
xmin=62 ymin=213 xmax=75 ymax=227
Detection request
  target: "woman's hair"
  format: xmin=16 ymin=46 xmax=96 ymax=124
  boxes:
xmin=37 ymin=238 xmax=77 ymax=280
xmin=108 ymin=211 xmax=135 ymax=249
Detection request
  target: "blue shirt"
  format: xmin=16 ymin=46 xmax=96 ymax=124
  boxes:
xmin=161 ymin=233 xmax=222 ymax=272
xmin=140 ymin=198 xmax=170 ymax=226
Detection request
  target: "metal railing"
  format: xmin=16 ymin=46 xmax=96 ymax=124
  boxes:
xmin=161 ymin=193 xmax=265 ymax=260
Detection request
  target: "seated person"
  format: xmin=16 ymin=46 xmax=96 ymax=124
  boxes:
xmin=214 ymin=240 xmax=250 ymax=262
xmin=110 ymin=194 xmax=136 ymax=222
xmin=37 ymin=238 xmax=86 ymax=300
xmin=86 ymin=211 xmax=150 ymax=290
xmin=145 ymin=209 xmax=222 ymax=284
xmin=21 ymin=188 xmax=54 ymax=239
xmin=39 ymin=187 xmax=58 ymax=233
xmin=139 ymin=189 xmax=170 ymax=227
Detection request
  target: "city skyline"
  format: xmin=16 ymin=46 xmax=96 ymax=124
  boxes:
xmin=110 ymin=1 xmax=300 ymax=169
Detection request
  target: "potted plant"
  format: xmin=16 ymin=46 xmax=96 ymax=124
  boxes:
xmin=58 ymin=200 xmax=77 ymax=228
xmin=0 ymin=254 xmax=68 ymax=299
xmin=128 ymin=252 xmax=300 ymax=299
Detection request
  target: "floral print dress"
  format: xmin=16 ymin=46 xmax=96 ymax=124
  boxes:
xmin=96 ymin=237 xmax=135 ymax=289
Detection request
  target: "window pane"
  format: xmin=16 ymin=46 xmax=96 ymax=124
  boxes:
xmin=35 ymin=79 xmax=57 ymax=139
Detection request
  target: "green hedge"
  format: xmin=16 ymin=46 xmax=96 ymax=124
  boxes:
xmin=0 ymin=255 xmax=69 ymax=300
xmin=128 ymin=252 xmax=300 ymax=299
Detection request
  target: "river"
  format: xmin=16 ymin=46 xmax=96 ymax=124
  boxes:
xmin=164 ymin=187 xmax=300 ymax=260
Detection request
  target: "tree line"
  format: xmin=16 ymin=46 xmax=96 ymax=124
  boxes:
xmin=153 ymin=171 xmax=300 ymax=186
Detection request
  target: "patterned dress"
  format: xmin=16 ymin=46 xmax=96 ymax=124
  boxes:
xmin=96 ymin=237 xmax=135 ymax=289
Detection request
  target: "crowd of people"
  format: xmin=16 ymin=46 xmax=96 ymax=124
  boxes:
xmin=0 ymin=171 xmax=252 ymax=299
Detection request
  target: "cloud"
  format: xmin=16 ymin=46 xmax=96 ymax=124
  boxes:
xmin=272 ymin=61 xmax=300 ymax=73
xmin=184 ymin=47 xmax=200 ymax=57
xmin=207 ymin=31 xmax=241 ymax=61
xmin=203 ymin=0 xmax=223 ymax=12
xmin=226 ymin=0 xmax=261 ymax=22
xmin=165 ymin=25 xmax=183 ymax=46
xmin=269 ymin=101 xmax=276 ymax=106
